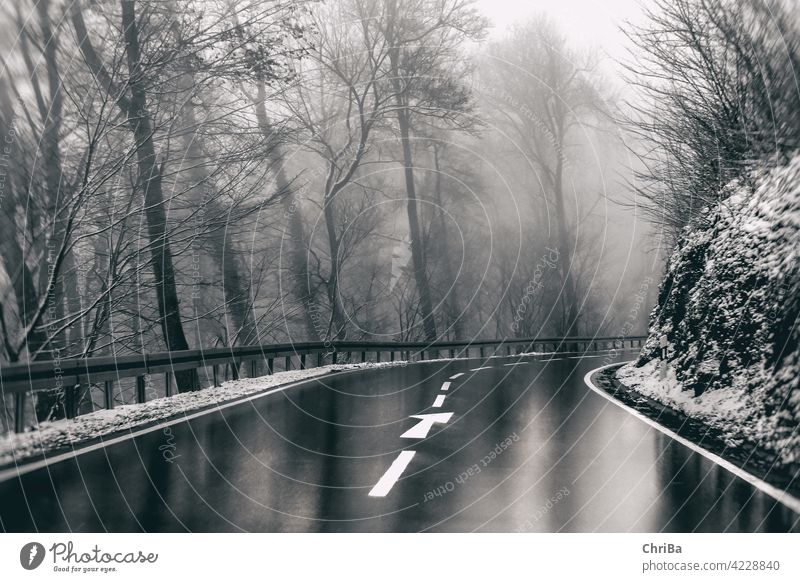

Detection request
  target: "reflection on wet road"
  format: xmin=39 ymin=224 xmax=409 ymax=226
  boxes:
xmin=1 ymin=352 xmax=798 ymax=532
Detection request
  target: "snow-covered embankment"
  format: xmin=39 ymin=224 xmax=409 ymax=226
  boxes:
xmin=618 ymin=154 xmax=800 ymax=467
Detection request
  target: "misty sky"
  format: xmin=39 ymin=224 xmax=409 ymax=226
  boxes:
xmin=474 ymin=0 xmax=646 ymax=75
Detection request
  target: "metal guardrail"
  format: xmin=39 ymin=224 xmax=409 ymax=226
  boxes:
xmin=0 ymin=335 xmax=647 ymax=432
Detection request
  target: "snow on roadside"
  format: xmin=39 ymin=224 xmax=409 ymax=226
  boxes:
xmin=616 ymin=361 xmax=766 ymax=448
xmin=0 ymin=360 xmax=418 ymax=468
xmin=629 ymin=154 xmax=800 ymax=467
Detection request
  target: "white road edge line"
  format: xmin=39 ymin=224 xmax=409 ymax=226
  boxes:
xmin=432 ymin=394 xmax=446 ymax=408
xmin=584 ymin=362 xmax=800 ymax=515
xmin=440 ymin=382 xmax=451 ymax=391
xmin=449 ymin=373 xmax=464 ymax=380
xmin=368 ymin=451 xmax=416 ymax=497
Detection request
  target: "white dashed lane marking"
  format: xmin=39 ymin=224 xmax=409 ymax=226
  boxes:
xmin=469 ymin=366 xmax=492 ymax=371
xmin=368 ymin=371 xmax=464 ymax=498
xmin=368 ymin=451 xmax=417 ymax=497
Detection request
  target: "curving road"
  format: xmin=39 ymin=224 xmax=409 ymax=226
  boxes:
xmin=1 ymin=351 xmax=798 ymax=532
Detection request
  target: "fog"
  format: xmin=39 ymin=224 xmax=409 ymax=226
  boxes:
xmin=5 ymin=0 xmax=789 ymax=384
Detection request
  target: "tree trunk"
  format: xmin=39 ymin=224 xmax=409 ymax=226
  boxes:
xmin=392 ymin=94 xmax=437 ymax=341
xmin=552 ymin=152 xmax=579 ymax=336
xmin=252 ymin=82 xmax=318 ymax=339
xmin=322 ymin=189 xmax=348 ymax=340
xmin=38 ymin=0 xmax=83 ymax=359
xmin=120 ymin=0 xmax=196 ymax=390
xmin=0 ymin=79 xmax=52 ymax=424
xmin=432 ymin=146 xmax=463 ymax=339
xmin=178 ymin=93 xmax=255 ymax=345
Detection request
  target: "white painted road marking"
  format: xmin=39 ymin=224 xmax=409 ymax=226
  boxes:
xmin=440 ymin=382 xmax=451 ymax=391
xmin=368 ymin=451 xmax=417 ymax=497
xmin=504 ymin=362 xmax=528 ymax=366
xmin=432 ymin=394 xmax=446 ymax=408
xmin=400 ymin=412 xmax=454 ymax=439
xmin=449 ymin=372 xmax=464 ymax=380
xmin=470 ymin=366 xmax=492 ymax=371
xmin=583 ymin=363 xmax=800 ymax=515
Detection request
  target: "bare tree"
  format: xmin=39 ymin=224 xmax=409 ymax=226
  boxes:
xmin=623 ymin=0 xmax=800 ymax=243
xmin=483 ymin=16 xmax=606 ymax=335
xmin=379 ymin=0 xmax=486 ymax=341
xmin=279 ymin=0 xmax=396 ymax=340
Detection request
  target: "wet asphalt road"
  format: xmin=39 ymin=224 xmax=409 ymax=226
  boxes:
xmin=1 ymin=351 xmax=798 ymax=532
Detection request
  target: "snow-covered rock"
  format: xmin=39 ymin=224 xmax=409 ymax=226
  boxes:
xmin=627 ymin=153 xmax=800 ymax=466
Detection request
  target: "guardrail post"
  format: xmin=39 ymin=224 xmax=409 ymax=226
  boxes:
xmin=65 ymin=385 xmax=78 ymax=419
xmin=332 ymin=351 xmax=338 ymax=364
xmin=300 ymin=354 xmax=306 ymax=370
xmin=251 ymin=360 xmax=258 ymax=377
xmin=165 ymin=373 xmax=173 ymax=397
xmin=360 ymin=351 xmax=366 ymax=363
xmin=136 ymin=375 xmax=146 ymax=403
xmin=480 ymin=346 xmax=484 ymax=358
xmin=267 ymin=358 xmax=274 ymax=374
xmin=317 ymin=352 xmax=323 ymax=367
xmin=376 ymin=351 xmax=381 ymax=363
xmin=104 ymin=381 xmax=115 ymax=409
xmin=449 ymin=348 xmax=455 ymax=358
xmin=14 ymin=392 xmax=26 ymax=433
xmin=285 ymin=356 xmax=292 ymax=370
xmin=390 ymin=351 xmax=395 ymax=362
xmin=213 ymin=365 xmax=220 ymax=387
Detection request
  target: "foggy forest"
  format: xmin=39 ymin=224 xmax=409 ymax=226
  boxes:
xmin=1 ymin=0 xmax=798 ymax=408
xmin=0 ymin=0 xmax=799 ymax=536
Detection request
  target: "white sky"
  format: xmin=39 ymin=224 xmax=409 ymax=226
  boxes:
xmin=473 ymin=0 xmax=648 ymax=73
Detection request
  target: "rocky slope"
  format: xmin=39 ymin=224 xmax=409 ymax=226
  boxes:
xmin=622 ymin=154 xmax=800 ymax=466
